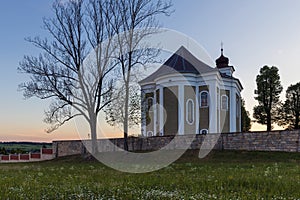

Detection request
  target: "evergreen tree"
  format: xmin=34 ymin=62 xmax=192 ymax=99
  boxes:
xmin=253 ymin=65 xmax=282 ymax=131
xmin=278 ymin=82 xmax=300 ymax=129
xmin=241 ymin=98 xmax=251 ymax=132
xmin=0 ymin=147 xmax=7 ymax=155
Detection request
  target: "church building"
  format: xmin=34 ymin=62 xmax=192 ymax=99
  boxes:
xmin=139 ymin=46 xmax=243 ymax=136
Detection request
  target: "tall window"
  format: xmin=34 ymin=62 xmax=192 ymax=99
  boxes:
xmin=221 ymin=95 xmax=228 ymax=110
xmin=147 ymin=97 xmax=154 ymax=111
xmin=200 ymin=91 xmax=209 ymax=107
xmin=186 ymin=99 xmax=195 ymax=125
xmin=145 ymin=97 xmax=154 ymax=126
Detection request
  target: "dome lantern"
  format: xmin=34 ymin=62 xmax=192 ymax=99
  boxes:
xmin=216 ymin=44 xmax=229 ymax=68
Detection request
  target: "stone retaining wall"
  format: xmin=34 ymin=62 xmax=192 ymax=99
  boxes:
xmin=53 ymin=130 xmax=300 ymax=157
xmin=222 ymin=130 xmax=300 ymax=152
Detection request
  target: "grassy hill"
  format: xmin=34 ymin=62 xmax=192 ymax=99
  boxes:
xmin=0 ymin=150 xmax=299 ymax=199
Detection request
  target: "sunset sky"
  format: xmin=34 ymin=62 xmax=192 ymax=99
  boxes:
xmin=0 ymin=0 xmax=300 ymax=142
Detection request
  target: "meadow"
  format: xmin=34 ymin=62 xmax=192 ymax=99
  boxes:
xmin=0 ymin=150 xmax=299 ymax=199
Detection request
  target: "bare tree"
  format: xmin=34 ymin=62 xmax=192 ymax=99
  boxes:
xmin=104 ymin=83 xmax=141 ymax=129
xmin=105 ymin=0 xmax=172 ymax=150
xmin=18 ymin=0 xmax=117 ymax=153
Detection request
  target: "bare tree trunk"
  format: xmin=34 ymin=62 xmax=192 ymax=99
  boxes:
xmin=123 ymin=78 xmax=130 ymax=151
xmin=89 ymin=113 xmax=98 ymax=154
xmin=123 ymin=46 xmax=133 ymax=151
xmin=267 ymin=112 xmax=272 ymax=131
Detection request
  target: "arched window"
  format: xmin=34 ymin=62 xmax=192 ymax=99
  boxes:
xmin=200 ymin=91 xmax=209 ymax=107
xmin=186 ymin=99 xmax=195 ymax=125
xmin=147 ymin=131 xmax=153 ymax=137
xmin=221 ymin=95 xmax=228 ymax=110
xmin=147 ymin=97 xmax=154 ymax=111
xmin=200 ymin=129 xmax=208 ymax=135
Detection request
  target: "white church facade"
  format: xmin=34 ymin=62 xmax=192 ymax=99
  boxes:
xmin=139 ymin=46 xmax=243 ymax=136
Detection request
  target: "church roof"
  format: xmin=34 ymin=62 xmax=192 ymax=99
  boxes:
xmin=220 ymin=73 xmax=243 ymax=90
xmin=139 ymin=46 xmax=217 ymax=84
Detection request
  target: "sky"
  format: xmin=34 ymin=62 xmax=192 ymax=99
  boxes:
xmin=0 ymin=0 xmax=300 ymax=142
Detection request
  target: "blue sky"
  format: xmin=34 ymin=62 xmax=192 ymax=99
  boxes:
xmin=1 ymin=0 xmax=300 ymax=141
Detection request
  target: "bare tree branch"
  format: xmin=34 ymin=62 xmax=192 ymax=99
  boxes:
xmin=19 ymin=0 xmax=119 ymax=153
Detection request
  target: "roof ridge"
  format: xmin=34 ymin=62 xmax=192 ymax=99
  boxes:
xmin=139 ymin=46 xmax=217 ymax=85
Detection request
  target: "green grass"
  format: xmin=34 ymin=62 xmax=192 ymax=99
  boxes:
xmin=0 ymin=150 xmax=299 ymax=199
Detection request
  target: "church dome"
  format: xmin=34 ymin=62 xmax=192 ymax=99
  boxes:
xmin=216 ymin=48 xmax=229 ymax=68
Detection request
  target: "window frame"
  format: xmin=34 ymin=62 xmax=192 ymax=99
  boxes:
xmin=199 ymin=129 xmax=208 ymax=135
xmin=221 ymin=95 xmax=229 ymax=111
xmin=147 ymin=131 xmax=154 ymax=137
xmin=199 ymin=91 xmax=209 ymax=108
xmin=146 ymin=97 xmax=154 ymax=112
xmin=185 ymin=98 xmax=195 ymax=125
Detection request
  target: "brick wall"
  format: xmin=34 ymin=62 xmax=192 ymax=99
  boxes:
xmin=53 ymin=130 xmax=300 ymax=157
xmin=0 ymin=148 xmax=54 ymax=163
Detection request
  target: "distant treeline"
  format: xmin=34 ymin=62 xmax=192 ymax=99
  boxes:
xmin=0 ymin=142 xmax=52 ymax=145
xmin=0 ymin=142 xmax=52 ymax=155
